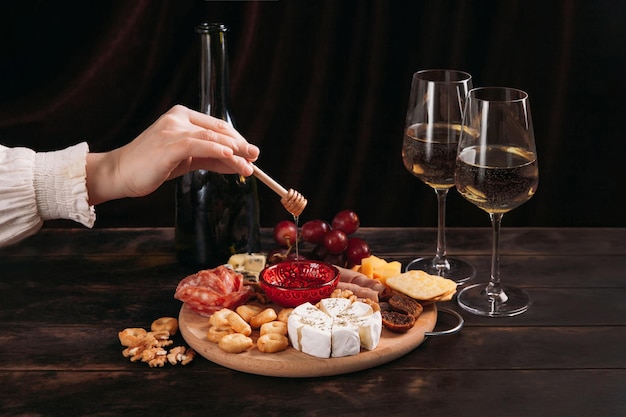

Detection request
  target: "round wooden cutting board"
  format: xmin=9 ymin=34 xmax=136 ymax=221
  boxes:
xmin=179 ymin=302 xmax=437 ymax=378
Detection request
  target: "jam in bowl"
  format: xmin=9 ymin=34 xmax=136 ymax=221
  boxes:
xmin=259 ymin=260 xmax=340 ymax=307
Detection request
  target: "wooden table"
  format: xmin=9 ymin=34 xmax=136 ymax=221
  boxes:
xmin=1 ymin=227 xmax=625 ymax=416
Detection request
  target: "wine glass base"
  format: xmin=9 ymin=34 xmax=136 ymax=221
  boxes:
xmin=457 ymin=283 xmax=531 ymax=317
xmin=405 ymin=257 xmax=476 ymax=284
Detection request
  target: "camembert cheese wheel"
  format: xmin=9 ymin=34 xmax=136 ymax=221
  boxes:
xmin=287 ymin=298 xmax=382 ymax=359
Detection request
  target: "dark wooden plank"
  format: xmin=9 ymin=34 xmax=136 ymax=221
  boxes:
xmin=444 ymin=288 xmax=626 ymax=326
xmin=363 ymin=227 xmax=626 ymax=257
xmin=1 ymin=369 xmax=624 ymax=417
xmin=3 ymin=278 xmax=626 ymax=326
xmin=2 ymin=325 xmax=625 ymax=372
xmin=3 ymin=227 xmax=626 ymax=258
xmin=3 ymin=254 xmax=626 ymax=326
xmin=0 ymin=279 xmax=184 ymax=325
xmin=4 ymin=252 xmax=626 ymax=288
xmin=0 ymin=227 xmax=177 ymax=257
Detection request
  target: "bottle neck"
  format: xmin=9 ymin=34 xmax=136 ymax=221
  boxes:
xmin=197 ymin=23 xmax=233 ymax=124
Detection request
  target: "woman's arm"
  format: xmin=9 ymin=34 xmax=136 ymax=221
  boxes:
xmin=0 ymin=104 xmax=259 ymax=247
xmin=86 ymin=105 xmax=259 ymax=205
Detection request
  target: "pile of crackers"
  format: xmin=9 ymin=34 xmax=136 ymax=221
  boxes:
xmin=385 ymin=270 xmax=457 ymax=302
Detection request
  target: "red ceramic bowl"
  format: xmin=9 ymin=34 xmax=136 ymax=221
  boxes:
xmin=259 ymin=260 xmax=340 ymax=308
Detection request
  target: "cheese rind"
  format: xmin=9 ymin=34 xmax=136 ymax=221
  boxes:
xmin=298 ymin=320 xmax=332 ymax=358
xmin=288 ymin=303 xmax=332 ymax=358
xmin=319 ymin=298 xmax=352 ymax=318
xmin=352 ymin=311 xmax=382 ymax=350
xmin=340 ymin=301 xmax=373 ymax=318
xmin=330 ymin=319 xmax=361 ymax=357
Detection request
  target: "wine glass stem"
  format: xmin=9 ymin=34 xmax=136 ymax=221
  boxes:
xmin=487 ymin=212 xmax=506 ymax=301
xmin=432 ymin=188 xmax=450 ymax=272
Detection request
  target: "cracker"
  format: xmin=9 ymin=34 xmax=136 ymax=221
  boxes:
xmin=386 ymin=270 xmax=457 ymax=301
xmin=430 ymin=288 xmax=457 ymax=302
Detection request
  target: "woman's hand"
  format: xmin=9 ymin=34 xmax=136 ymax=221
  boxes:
xmin=85 ymin=105 xmax=260 ymax=205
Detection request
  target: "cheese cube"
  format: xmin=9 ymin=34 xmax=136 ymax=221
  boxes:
xmin=227 ymin=254 xmax=246 ymax=270
xmin=351 ymin=311 xmax=382 ymax=350
xmin=243 ymin=253 xmax=266 ymax=272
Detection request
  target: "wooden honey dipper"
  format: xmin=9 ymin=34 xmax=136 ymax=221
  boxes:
xmin=252 ymin=165 xmax=307 ymax=217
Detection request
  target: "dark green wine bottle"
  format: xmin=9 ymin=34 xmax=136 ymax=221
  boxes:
xmin=175 ymin=23 xmax=261 ymax=267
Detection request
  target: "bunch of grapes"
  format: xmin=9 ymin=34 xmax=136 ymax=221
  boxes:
xmin=270 ymin=210 xmax=371 ymax=268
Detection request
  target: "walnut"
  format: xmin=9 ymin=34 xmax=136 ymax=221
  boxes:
xmin=119 ymin=320 xmax=195 ymax=367
xmin=122 ymin=346 xmax=143 ymax=361
xmin=148 ymin=330 xmax=170 ymax=340
xmin=166 ymin=346 xmax=196 ymax=366
xmin=329 ymin=288 xmax=379 ymax=309
xmin=141 ymin=347 xmax=166 ymax=361
xmin=148 ymin=355 xmax=168 ymax=368
xmin=156 ymin=339 xmax=174 ymax=348
xmin=180 ymin=348 xmax=196 ymax=365
xmin=167 ymin=346 xmax=186 ymax=365
xmin=361 ymin=297 xmax=381 ymax=312
xmin=330 ymin=288 xmax=358 ymax=302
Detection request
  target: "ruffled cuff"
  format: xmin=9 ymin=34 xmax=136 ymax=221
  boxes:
xmin=0 ymin=146 xmax=42 ymax=247
xmin=34 ymin=142 xmax=96 ymax=228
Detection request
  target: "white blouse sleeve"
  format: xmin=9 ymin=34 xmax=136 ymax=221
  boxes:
xmin=0 ymin=142 xmax=96 ymax=248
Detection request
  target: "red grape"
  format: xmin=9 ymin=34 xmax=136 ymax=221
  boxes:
xmin=346 ymin=237 xmax=371 ymax=267
xmin=323 ymin=251 xmax=347 ymax=267
xmin=273 ymin=220 xmax=297 ymax=248
xmin=332 ymin=210 xmax=360 ymax=235
xmin=271 ymin=210 xmax=368 ymax=268
xmin=323 ymin=229 xmax=348 ymax=254
xmin=301 ymin=219 xmax=331 ymax=244
xmin=312 ymin=243 xmax=329 ymax=260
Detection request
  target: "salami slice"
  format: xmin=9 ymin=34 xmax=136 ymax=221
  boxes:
xmin=175 ymin=266 xmax=251 ymax=316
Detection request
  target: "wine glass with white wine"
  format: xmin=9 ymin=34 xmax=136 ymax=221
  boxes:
xmin=455 ymin=87 xmax=539 ymax=317
xmin=402 ymin=69 xmax=476 ymax=283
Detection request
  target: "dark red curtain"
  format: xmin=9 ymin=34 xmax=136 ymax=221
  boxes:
xmin=1 ymin=0 xmax=624 ymax=228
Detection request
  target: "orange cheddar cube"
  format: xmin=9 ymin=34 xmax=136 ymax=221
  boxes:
xmin=378 ymin=261 xmax=402 ymax=285
xmin=360 ymin=255 xmax=386 ymax=279
xmin=358 ymin=255 xmax=402 ymax=284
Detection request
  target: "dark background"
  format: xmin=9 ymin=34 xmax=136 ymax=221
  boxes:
xmin=1 ymin=0 xmax=624 ymax=229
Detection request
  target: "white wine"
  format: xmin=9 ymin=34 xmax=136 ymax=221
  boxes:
xmin=456 ymin=145 xmax=539 ymax=214
xmin=402 ymin=123 xmax=463 ymax=190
